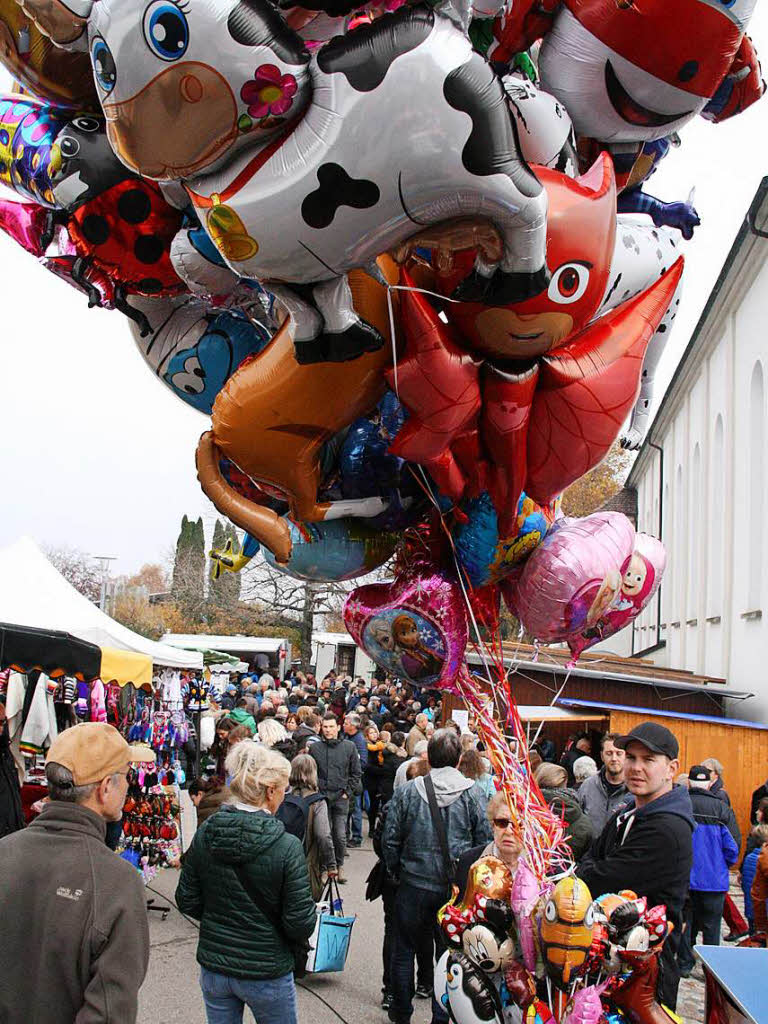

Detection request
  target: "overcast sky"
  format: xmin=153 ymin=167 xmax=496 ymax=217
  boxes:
xmin=0 ymin=17 xmax=767 ymax=575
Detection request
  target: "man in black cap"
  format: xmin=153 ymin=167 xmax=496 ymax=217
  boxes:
xmin=577 ymin=722 xmax=694 ymax=1011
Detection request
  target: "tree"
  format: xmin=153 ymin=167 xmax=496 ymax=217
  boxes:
xmin=45 ymin=545 xmax=102 ymax=604
xmin=171 ymin=515 xmax=206 ymax=623
xmin=125 ymin=563 xmax=169 ymax=596
xmin=240 ymin=556 xmax=356 ymax=669
xmin=561 ymin=442 xmax=632 ymax=518
xmin=112 ymin=591 xmax=166 ymax=640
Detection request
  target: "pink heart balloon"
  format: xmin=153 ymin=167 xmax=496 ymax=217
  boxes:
xmin=567 ymin=532 xmax=666 ymax=659
xmin=503 ymin=512 xmax=636 ymax=643
xmin=344 ymin=567 xmax=468 ymax=692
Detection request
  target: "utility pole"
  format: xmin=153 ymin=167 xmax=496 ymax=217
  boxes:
xmin=92 ymin=554 xmax=118 ymax=613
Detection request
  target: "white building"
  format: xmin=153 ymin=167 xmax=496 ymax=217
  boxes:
xmin=602 ymin=177 xmax=768 ymax=721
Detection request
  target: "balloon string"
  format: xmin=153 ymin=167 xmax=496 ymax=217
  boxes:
xmin=384 ymin=279 xmax=463 ymax=401
xmin=385 ymin=284 xmax=399 ymax=399
xmin=409 ymin=464 xmax=570 ymax=877
xmin=529 ymin=666 xmax=573 ymax=750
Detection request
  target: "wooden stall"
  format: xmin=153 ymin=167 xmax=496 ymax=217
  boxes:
xmin=562 ymin=701 xmax=768 ymax=847
xmin=443 ymin=643 xmax=760 ymax=843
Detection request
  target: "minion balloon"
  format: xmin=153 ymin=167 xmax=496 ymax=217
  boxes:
xmin=539 ymin=877 xmax=595 ymax=988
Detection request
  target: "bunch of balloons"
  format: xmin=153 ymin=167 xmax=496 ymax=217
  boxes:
xmin=2 ymin=1 xmax=761 ymax=1015
xmin=435 ymin=869 xmax=678 ymax=1024
xmin=1 ymin=0 xmax=758 ymax=610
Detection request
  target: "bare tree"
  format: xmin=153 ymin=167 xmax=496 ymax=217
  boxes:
xmin=44 ymin=545 xmax=102 ymax=604
xmin=240 ymin=551 xmax=393 ymax=669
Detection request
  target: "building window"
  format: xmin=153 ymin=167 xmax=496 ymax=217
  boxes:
xmin=337 ymin=645 xmax=356 ymax=677
xmin=749 ymin=362 xmax=765 ymax=611
xmin=675 ymin=464 xmax=685 ymax=618
xmin=689 ymin=444 xmax=701 ymax=616
xmin=708 ymin=415 xmax=724 ymax=618
xmin=662 ymin=481 xmax=671 ymax=626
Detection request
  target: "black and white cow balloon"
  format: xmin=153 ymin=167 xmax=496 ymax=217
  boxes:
xmin=21 ymin=0 xmax=551 ymax=363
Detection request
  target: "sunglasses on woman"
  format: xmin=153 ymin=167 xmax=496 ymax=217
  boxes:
xmin=492 ymin=817 xmax=514 ymax=830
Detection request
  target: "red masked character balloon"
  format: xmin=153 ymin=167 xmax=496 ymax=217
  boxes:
xmin=344 ymin=566 xmax=468 ymax=692
xmin=387 ymin=155 xmax=683 ymax=532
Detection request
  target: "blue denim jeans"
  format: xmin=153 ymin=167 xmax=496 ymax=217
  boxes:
xmin=391 ymin=883 xmax=448 ymax=1024
xmin=349 ymin=793 xmax=363 ymax=842
xmin=199 ymin=967 xmax=297 ymax=1024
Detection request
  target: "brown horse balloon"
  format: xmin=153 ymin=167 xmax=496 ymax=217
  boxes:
xmin=196 ymin=257 xmax=401 ymax=564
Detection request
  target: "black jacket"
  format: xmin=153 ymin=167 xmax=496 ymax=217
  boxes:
xmin=751 ymin=782 xmax=768 ymax=823
xmin=456 ymin=843 xmax=487 ymax=900
xmin=578 ymin=785 xmax=694 ymax=1011
xmin=560 ymin=747 xmax=588 ymax=788
xmin=0 ymin=729 xmax=23 ymax=839
xmin=577 ymin=785 xmax=694 ymax=937
xmin=309 ymin=736 xmax=362 ymax=801
xmin=293 ymin=723 xmax=319 ymax=753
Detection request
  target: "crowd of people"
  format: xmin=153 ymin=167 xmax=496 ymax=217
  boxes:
xmin=1 ymin=667 xmax=768 ymax=1024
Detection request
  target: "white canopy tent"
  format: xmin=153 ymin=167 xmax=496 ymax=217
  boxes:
xmin=0 ymin=537 xmax=202 ymax=670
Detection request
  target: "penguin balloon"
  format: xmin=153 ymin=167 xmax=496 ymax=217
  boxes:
xmin=444 ymin=951 xmax=504 ymax=1024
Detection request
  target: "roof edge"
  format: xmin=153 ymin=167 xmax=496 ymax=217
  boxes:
xmin=628 ymin=176 xmax=768 ymax=487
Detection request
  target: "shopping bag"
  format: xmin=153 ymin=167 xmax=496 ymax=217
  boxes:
xmin=305 ymin=878 xmax=355 ymax=974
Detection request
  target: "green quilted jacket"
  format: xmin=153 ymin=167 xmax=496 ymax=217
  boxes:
xmin=176 ymin=804 xmax=317 ymax=979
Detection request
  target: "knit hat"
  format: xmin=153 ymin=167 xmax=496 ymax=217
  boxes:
xmin=46 ymin=723 xmax=131 ymax=786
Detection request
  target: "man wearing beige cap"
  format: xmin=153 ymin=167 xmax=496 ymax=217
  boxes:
xmin=0 ymin=723 xmax=150 ymax=1023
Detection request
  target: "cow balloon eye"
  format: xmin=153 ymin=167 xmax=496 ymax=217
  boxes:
xmin=91 ymin=37 xmax=116 ymax=94
xmin=547 ymin=261 xmax=591 ymax=305
xmin=143 ymin=1 xmax=190 ymax=61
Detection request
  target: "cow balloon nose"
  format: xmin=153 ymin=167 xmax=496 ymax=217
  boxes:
xmin=181 ymin=75 xmax=203 ymax=103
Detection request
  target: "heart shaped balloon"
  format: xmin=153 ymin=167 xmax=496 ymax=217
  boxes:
xmin=567 ymin=532 xmax=666 ymax=659
xmin=344 ymin=566 xmax=468 ymax=692
xmin=503 ymin=512 xmax=636 ymax=643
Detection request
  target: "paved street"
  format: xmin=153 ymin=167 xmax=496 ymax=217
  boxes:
xmin=137 ymin=836 xmax=438 ymax=1024
xmin=136 ymin=831 xmax=710 ymax=1024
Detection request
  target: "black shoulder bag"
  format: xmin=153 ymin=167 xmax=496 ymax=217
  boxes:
xmin=424 ymin=775 xmax=457 ymax=891
xmin=233 ymin=864 xmax=311 ymax=978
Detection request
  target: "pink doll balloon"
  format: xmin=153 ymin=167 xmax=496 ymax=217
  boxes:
xmin=567 ymin=533 xmax=666 ymax=659
xmin=503 ymin=512 xmax=636 ymax=644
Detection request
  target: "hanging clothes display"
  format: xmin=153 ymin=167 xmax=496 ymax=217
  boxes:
xmin=53 ymin=677 xmax=77 ymax=732
xmin=118 ymin=752 xmax=184 ymax=883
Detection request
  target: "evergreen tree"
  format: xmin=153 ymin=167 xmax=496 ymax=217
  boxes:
xmin=171 ymin=515 xmax=206 ymax=623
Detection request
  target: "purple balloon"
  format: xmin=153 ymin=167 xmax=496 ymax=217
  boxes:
xmin=344 ymin=565 xmax=468 ymax=692
xmin=504 ymin=512 xmax=636 ymax=643
xmin=567 ymin=532 xmax=666 ymax=659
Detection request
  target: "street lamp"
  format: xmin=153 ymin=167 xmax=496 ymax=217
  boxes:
xmin=91 ymin=554 xmax=117 ymax=613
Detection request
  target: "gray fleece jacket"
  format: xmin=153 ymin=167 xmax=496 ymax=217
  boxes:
xmin=0 ymin=801 xmax=149 ymax=1024
xmin=382 ymin=766 xmax=492 ymax=893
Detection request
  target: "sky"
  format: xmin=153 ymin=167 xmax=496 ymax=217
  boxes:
xmin=1 ymin=14 xmax=767 ymax=576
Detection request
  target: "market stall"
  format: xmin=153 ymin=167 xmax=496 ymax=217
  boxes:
xmin=0 ymin=537 xmax=203 ymax=678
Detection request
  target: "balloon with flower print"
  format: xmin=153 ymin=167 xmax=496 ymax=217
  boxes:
xmin=238 ymin=65 xmax=299 ymax=133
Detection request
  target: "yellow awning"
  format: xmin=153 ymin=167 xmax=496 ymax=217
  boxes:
xmin=100 ymin=647 xmax=153 ymax=688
